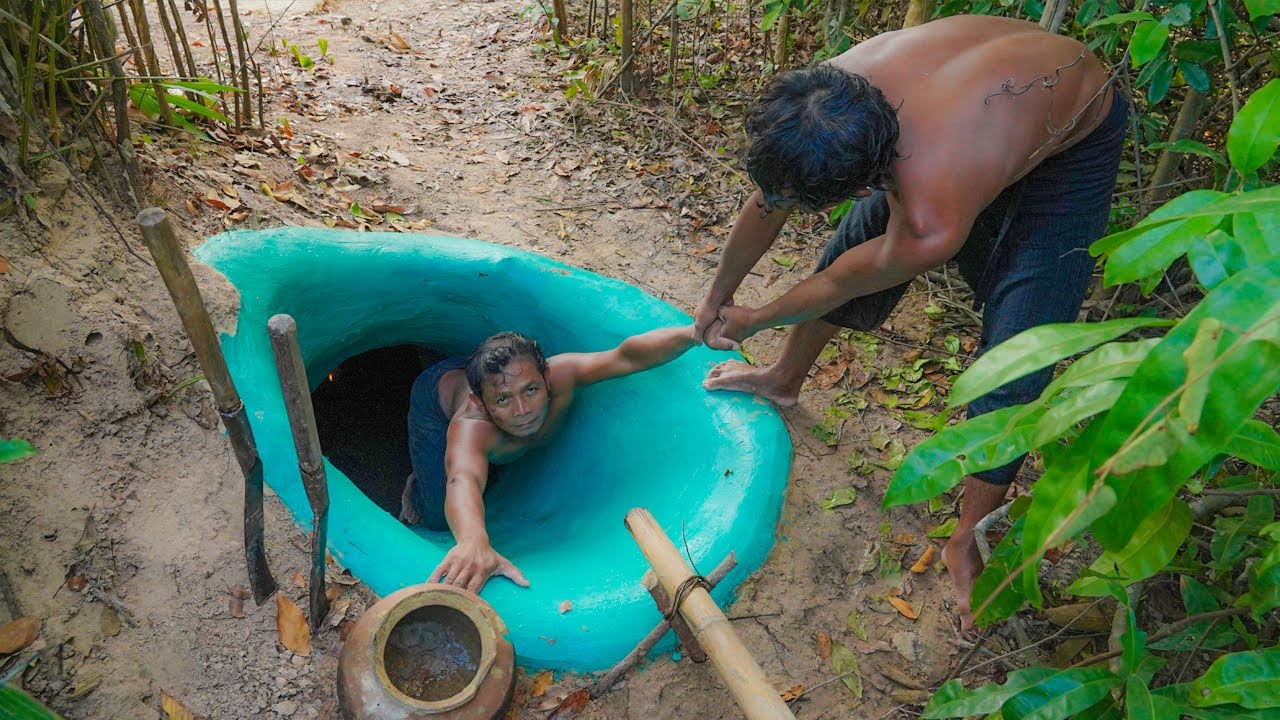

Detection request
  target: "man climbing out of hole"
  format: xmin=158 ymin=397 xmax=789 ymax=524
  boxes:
xmin=691 ymin=15 xmax=1126 ymax=635
xmin=400 ymin=327 xmax=699 ymax=593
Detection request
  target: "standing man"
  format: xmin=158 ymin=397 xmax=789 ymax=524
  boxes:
xmin=693 ymin=15 xmax=1125 ymax=633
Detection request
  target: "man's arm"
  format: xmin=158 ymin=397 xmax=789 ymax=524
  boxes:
xmin=554 ymin=325 xmax=699 ymax=388
xmin=427 ymin=421 xmax=529 ymax=593
xmin=716 ymin=200 xmax=967 ymax=341
xmin=694 ymin=189 xmax=792 ymax=342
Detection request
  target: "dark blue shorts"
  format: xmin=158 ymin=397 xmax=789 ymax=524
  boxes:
xmin=406 ymin=357 xmax=469 ymax=530
xmin=815 ymin=92 xmax=1129 ymax=484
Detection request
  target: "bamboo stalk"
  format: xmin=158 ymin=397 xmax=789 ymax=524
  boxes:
xmin=620 ymin=0 xmax=636 ymax=92
xmin=128 ymin=0 xmax=173 ymax=125
xmin=625 ymin=509 xmax=796 ymax=720
xmin=137 ymin=208 xmax=277 ymax=604
xmin=153 ymin=0 xmax=186 ymax=80
xmin=267 ymin=314 xmax=331 ymax=630
xmin=83 ymin=0 xmax=141 ymax=207
xmin=1146 ymin=88 xmax=1206 ymax=207
xmin=668 ymin=9 xmax=676 ymax=91
xmin=165 ymin=0 xmax=200 ymax=78
xmin=226 ymin=0 xmax=254 ymax=127
xmin=210 ymin=0 xmax=241 ymax=128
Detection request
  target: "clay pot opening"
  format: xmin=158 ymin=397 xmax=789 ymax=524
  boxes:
xmin=374 ymin=593 xmax=498 ymax=712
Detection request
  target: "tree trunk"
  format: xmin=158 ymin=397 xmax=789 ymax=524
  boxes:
xmin=773 ymin=9 xmax=790 ymax=68
xmin=902 ymin=0 xmax=934 ymax=28
xmin=620 ymin=0 xmax=636 ymax=92
xmin=1039 ymin=0 xmax=1070 ymax=32
xmin=552 ymin=0 xmax=570 ymax=42
xmin=1145 ymin=88 xmax=1207 ymax=207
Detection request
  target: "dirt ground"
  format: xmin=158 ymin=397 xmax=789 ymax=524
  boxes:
xmin=0 ymin=0 xmax=997 ymax=717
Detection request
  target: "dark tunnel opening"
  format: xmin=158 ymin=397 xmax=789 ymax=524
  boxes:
xmin=310 ymin=344 xmax=448 ymax=514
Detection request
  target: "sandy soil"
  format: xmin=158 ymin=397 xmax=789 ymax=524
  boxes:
xmin=0 ymin=0 xmax=989 ymax=717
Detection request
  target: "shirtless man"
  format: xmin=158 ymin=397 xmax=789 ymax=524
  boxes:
xmin=692 ymin=15 xmax=1125 ymax=632
xmin=400 ymin=327 xmax=697 ymax=593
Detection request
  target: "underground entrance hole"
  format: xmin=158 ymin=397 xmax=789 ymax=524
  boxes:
xmin=310 ymin=344 xmax=447 ymax=514
xmin=383 ymin=604 xmax=483 ymax=703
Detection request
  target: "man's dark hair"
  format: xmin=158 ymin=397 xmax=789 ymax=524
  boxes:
xmin=466 ymin=331 xmax=548 ymax=397
xmin=743 ymin=65 xmax=900 ymax=213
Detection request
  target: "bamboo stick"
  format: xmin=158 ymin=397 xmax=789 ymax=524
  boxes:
xmin=165 ymin=0 xmax=201 ymax=79
xmin=128 ymin=0 xmax=173 ymax=125
xmin=137 ymin=208 xmax=277 ymax=604
xmin=267 ymin=314 xmax=330 ymax=629
xmin=226 ymin=0 xmax=253 ymax=127
xmin=153 ymin=0 xmax=186 ymax=80
xmin=210 ymin=0 xmax=241 ymax=127
xmin=620 ymin=0 xmax=635 ymax=93
xmin=591 ymin=552 xmax=737 ymax=697
xmin=624 ymin=509 xmax=795 ymax=720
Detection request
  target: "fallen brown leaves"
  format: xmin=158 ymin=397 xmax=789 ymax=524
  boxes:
xmin=276 ymin=595 xmax=311 ymax=656
xmin=0 ymin=616 xmax=40 ymax=654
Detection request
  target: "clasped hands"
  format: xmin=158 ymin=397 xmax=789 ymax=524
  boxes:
xmin=693 ymin=299 xmax=757 ymax=350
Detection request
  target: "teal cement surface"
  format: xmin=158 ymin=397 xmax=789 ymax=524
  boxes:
xmin=194 ymin=227 xmax=792 ymax=671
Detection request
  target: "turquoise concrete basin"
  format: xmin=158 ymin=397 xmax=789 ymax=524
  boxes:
xmin=194 ymin=228 xmax=792 ymax=670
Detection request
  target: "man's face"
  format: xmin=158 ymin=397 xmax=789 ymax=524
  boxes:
xmin=479 ymin=358 xmax=550 ymax=438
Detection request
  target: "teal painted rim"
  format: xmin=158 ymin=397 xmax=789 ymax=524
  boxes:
xmin=194 ymin=227 xmax=792 ymax=670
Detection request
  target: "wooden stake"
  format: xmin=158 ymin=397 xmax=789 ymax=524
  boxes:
xmin=137 ymin=208 xmax=277 ymax=604
xmin=267 ymin=314 xmax=330 ymax=629
xmin=620 ymin=0 xmax=636 ymax=93
xmin=625 ymin=509 xmax=795 ymax=719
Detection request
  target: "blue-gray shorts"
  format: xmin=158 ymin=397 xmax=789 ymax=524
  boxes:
xmin=406 ymin=357 xmax=469 ymax=531
xmin=816 ymin=92 xmax=1129 ymax=484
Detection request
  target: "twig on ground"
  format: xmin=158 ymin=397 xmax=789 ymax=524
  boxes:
xmin=1068 ymin=607 xmax=1249 ymax=669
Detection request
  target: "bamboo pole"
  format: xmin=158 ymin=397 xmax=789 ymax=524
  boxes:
xmin=624 ymin=509 xmax=796 ymax=720
xmin=267 ymin=314 xmax=330 ymax=629
xmin=591 ymin=552 xmax=737 ymax=697
xmin=82 ymin=0 xmax=141 ymax=206
xmin=226 ymin=0 xmax=254 ymax=127
xmin=127 ymin=0 xmax=173 ymax=126
xmin=137 ymin=208 xmax=277 ymax=604
xmin=1146 ymin=88 xmax=1206 ymax=207
xmin=620 ymin=0 xmax=636 ymax=93
xmin=210 ymin=0 xmax=241 ymax=128
xmin=165 ymin=0 xmax=201 ymax=79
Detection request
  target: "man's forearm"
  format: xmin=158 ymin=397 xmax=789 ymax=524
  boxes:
xmin=706 ymin=190 xmax=790 ymax=304
xmin=619 ymin=326 xmax=697 ymax=370
xmin=443 ymin=475 xmax=489 ymax=545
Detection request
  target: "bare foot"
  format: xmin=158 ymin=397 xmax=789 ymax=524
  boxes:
xmin=703 ymin=361 xmax=800 ymax=407
xmin=942 ymin=532 xmax=985 ymax=639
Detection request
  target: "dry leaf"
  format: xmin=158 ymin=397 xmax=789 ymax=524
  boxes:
xmin=276 ymin=595 xmax=311 ymax=656
xmin=185 ymin=199 xmax=198 ymax=216
xmin=0 ymin=616 xmax=40 ymax=654
xmin=888 ymin=596 xmax=918 ymax=620
xmin=1043 ymin=602 xmax=1110 ymax=633
xmin=228 ymin=585 xmax=250 ymax=619
xmin=66 ymin=574 xmax=86 ymax=592
xmin=812 ymin=357 xmax=850 ymax=390
xmin=291 ymin=570 xmax=306 ymax=588
xmin=780 ymin=684 xmax=804 ymax=702
xmin=470 ymin=185 xmax=491 ymax=194
xmin=0 ymin=255 xmax=7 ymax=273
xmin=495 ymin=150 xmax=512 ymax=165
xmin=558 ymin=600 xmax=573 ymax=614
xmin=325 ymin=597 xmax=352 ymax=628
xmin=880 ymin=663 xmax=926 ymax=690
xmin=910 ymin=545 xmax=936 ymax=573
xmin=816 ymin=631 xmax=832 ymax=660
xmin=161 ymin=690 xmax=195 ymax=720
xmin=903 ymin=349 xmax=924 ymax=363
xmin=100 ymin=606 xmax=121 ymax=637
xmin=829 ymin=641 xmax=863 ymax=699
xmin=388 ymin=30 xmax=411 ymax=51
xmin=220 ymin=184 xmax=238 ymax=199
xmin=530 ymin=669 xmax=554 ymax=697
xmin=890 ymin=532 xmax=916 ymax=545
xmin=370 ymin=203 xmax=406 ymax=213
xmin=548 ymin=688 xmax=590 ymax=720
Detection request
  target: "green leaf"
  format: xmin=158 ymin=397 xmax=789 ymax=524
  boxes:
xmin=1144 ymin=57 xmax=1175 ymax=103
xmin=928 ymin=518 xmax=958 ymax=538
xmin=1069 ymin=498 xmax=1191 ymax=596
xmin=0 ymin=687 xmax=63 ymax=720
xmin=0 ymin=437 xmax=37 ymax=464
xmin=1173 ymin=39 xmax=1222 ymax=65
xmin=1231 ymin=213 xmax=1280 ymax=264
xmin=821 ymin=487 xmax=857 ymax=510
xmin=773 ymin=255 xmax=796 ymax=267
xmin=1211 ymin=494 xmax=1275 ymax=569
xmin=1043 ymin=339 xmax=1161 ymax=399
xmin=164 ymin=93 xmax=233 ymax=125
xmin=1190 ymin=648 xmax=1280 ymax=709
xmin=1244 ymin=0 xmax=1280 ymax=18
xmin=923 ymin=667 xmax=1058 ymax=718
xmin=829 ymin=641 xmax=863 ymax=699
xmin=1020 ymin=460 xmax=1117 ymax=605
xmin=1178 ymin=318 xmax=1223 ymax=429
xmin=1093 ymin=258 xmax=1280 ymax=549
xmin=1093 ymin=190 xmax=1227 ymax=286
xmin=884 ymin=406 xmax=1038 ymax=507
xmin=949 ymin=318 xmax=1173 ymax=408
xmin=1246 ymin=538 xmax=1280 ymax=617
xmin=1228 ymin=79 xmax=1280 ymax=174
xmin=1088 ymin=10 xmax=1154 ymax=27
xmin=1127 ymin=677 xmax=1179 ymax=720
xmin=1001 ymin=666 xmax=1122 ymax=720
xmin=1129 ymin=21 xmax=1170 ymax=67
xmin=846 ymin=610 xmax=868 ymax=640
xmin=1148 ymin=138 xmax=1226 ymax=165
xmin=1188 ymin=230 xmax=1247 ymax=289
xmin=1162 ymin=3 xmax=1193 ymax=24
xmin=1178 ymin=60 xmax=1212 ymax=93
xmin=971 ymin=517 xmax=1029 ymax=625
xmin=1031 ymin=379 xmax=1127 ymax=446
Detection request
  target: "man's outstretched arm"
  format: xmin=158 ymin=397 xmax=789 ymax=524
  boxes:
xmin=427 ymin=422 xmax=529 ymax=593
xmin=694 ymin=188 xmax=792 ymax=342
xmin=556 ymin=324 xmax=699 ymax=387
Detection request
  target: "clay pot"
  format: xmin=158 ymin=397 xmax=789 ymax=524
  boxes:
xmin=338 ymin=584 xmax=515 ymax=720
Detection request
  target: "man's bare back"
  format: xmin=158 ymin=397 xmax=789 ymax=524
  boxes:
xmin=828 ymin=16 xmax=1113 ymax=240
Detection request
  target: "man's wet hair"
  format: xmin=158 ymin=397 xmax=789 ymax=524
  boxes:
xmin=743 ymin=65 xmax=900 ymax=213
xmin=466 ymin=331 xmax=549 ymax=398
